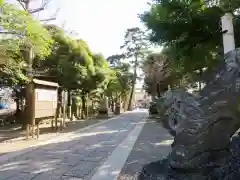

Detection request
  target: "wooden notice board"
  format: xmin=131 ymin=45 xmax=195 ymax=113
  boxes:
xmin=33 ymin=79 xmax=59 ymax=119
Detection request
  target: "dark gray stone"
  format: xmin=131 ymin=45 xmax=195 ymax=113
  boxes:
xmin=141 ymin=48 xmax=240 ymax=179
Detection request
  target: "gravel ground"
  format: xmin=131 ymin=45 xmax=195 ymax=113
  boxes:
xmin=118 ymin=119 xmax=173 ymax=180
xmin=0 ymin=115 xmax=115 ymax=155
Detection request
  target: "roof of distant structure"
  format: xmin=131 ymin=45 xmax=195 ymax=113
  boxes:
xmin=33 ymin=79 xmax=59 ymax=87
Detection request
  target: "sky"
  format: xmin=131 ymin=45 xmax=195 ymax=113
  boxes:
xmin=55 ymin=0 xmax=151 ymax=57
xmin=6 ymin=0 xmax=154 ymax=88
xmin=52 ymin=0 xmax=153 ymax=88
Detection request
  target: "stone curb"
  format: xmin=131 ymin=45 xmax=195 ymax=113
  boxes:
xmin=90 ymin=115 xmax=148 ymax=180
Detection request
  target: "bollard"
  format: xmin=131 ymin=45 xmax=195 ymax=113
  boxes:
xmin=36 ymin=124 xmax=40 ymax=139
xmin=26 ymin=124 xmax=29 ymax=140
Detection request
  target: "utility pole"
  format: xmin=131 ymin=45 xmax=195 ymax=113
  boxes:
xmin=18 ymin=0 xmax=57 ymax=139
xmin=23 ymin=45 xmax=35 ymax=138
xmin=221 ymin=13 xmax=235 ymax=54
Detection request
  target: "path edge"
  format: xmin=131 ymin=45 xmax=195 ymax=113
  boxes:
xmin=90 ymin=116 xmax=148 ymax=180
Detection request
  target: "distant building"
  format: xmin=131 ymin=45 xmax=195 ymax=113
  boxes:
xmin=133 ymin=87 xmax=151 ymax=107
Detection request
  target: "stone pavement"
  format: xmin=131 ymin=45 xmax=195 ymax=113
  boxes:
xmin=0 ymin=114 xmax=115 ymax=156
xmin=118 ymin=119 xmax=173 ymax=180
xmin=0 ymin=112 xmax=115 ymax=144
xmin=0 ymin=110 xmax=147 ymax=180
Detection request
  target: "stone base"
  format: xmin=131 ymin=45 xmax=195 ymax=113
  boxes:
xmin=97 ymin=111 xmax=109 ymax=118
xmin=138 ymin=158 xmax=210 ymax=180
xmin=138 ymin=159 xmax=169 ymax=180
xmin=138 ymin=135 xmax=240 ymax=180
xmin=98 ymin=110 xmax=108 ymax=115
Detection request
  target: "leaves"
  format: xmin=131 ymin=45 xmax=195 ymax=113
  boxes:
xmin=40 ymin=25 xmax=111 ymax=97
xmin=121 ymin=27 xmax=150 ymax=59
xmin=0 ymin=2 xmax=52 ymax=57
xmin=140 ymin=0 xmax=240 ymax=86
xmin=105 ymin=62 xmax=133 ymax=97
xmin=0 ymin=1 xmax=53 ymax=84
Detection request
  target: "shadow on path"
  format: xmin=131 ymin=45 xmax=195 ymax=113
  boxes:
xmin=118 ymin=119 xmax=173 ymax=180
xmin=0 ymin=111 xmax=147 ymax=180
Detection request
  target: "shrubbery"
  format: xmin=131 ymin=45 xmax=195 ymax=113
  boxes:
xmin=148 ymin=102 xmax=158 ymax=115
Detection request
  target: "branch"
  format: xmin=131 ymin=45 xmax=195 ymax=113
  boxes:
xmin=40 ymin=7 xmax=59 ymax=22
xmin=28 ymin=0 xmax=52 ymax=13
xmin=40 ymin=17 xmax=56 ymax=22
xmin=16 ymin=0 xmax=27 ymax=10
xmin=28 ymin=7 xmax=44 ymax=13
xmin=42 ymin=0 xmax=52 ymax=8
xmin=0 ymin=31 xmax=22 ymax=36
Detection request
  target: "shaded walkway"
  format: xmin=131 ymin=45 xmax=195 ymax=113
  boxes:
xmin=118 ymin=119 xmax=173 ymax=180
xmin=0 ymin=111 xmax=147 ymax=180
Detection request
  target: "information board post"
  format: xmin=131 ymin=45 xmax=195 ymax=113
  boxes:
xmin=25 ymin=79 xmax=59 ymax=139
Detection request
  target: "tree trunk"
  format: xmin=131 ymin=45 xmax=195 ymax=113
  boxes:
xmin=91 ymin=101 xmax=95 ymax=117
xmin=62 ymin=99 xmax=66 ymax=128
xmin=199 ymin=69 xmax=203 ymax=92
xmin=56 ymin=88 xmax=63 ymax=118
xmin=122 ymin=95 xmax=127 ymax=111
xmin=156 ymin=83 xmax=161 ymax=97
xmin=128 ymin=85 xmax=135 ymax=110
xmin=111 ymin=97 xmax=114 ymax=112
xmin=81 ymin=95 xmax=86 ymax=119
xmin=76 ymin=105 xmax=80 ymax=118
xmin=128 ymin=57 xmax=137 ymax=110
xmin=71 ymin=97 xmax=77 ymax=119
xmin=67 ymin=89 xmax=71 ymax=119
xmin=86 ymin=93 xmax=88 ymax=119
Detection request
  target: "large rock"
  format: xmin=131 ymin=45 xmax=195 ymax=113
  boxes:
xmin=140 ymin=48 xmax=240 ymax=179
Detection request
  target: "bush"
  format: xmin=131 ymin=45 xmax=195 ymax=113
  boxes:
xmin=149 ymin=102 xmax=158 ymax=115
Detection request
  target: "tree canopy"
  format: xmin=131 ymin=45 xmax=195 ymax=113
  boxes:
xmin=0 ymin=2 xmax=52 ymax=57
xmin=140 ymin=0 xmax=240 ymax=80
xmin=0 ymin=1 xmax=53 ymax=85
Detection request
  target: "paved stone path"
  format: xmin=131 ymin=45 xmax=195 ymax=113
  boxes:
xmin=118 ymin=119 xmax=173 ymax=180
xmin=0 ymin=110 xmax=147 ymax=180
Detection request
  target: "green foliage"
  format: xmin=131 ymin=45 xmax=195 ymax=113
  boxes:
xmin=40 ymin=25 xmax=111 ymax=100
xmin=140 ymin=0 xmax=240 ymax=83
xmin=0 ymin=2 xmax=52 ymax=57
xmin=80 ymin=53 xmax=111 ymax=94
xmin=142 ymin=52 xmax=178 ymax=96
xmin=0 ymin=2 xmax=53 ymax=85
xmin=105 ymin=61 xmax=133 ymax=98
xmin=120 ymin=27 xmax=151 ymax=109
xmin=121 ymin=27 xmax=150 ymax=62
xmin=0 ymin=59 xmax=28 ymax=85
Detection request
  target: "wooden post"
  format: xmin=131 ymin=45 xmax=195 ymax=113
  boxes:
xmin=51 ymin=118 xmax=54 ymax=131
xmin=63 ymin=91 xmax=67 ymax=128
xmin=32 ymin=125 xmax=34 ymax=138
xmin=86 ymin=93 xmax=88 ymax=119
xmin=24 ymin=46 xmax=35 ymax=140
xmin=221 ymin=13 xmax=235 ymax=54
xmin=36 ymin=124 xmax=39 ymax=139
xmin=26 ymin=124 xmax=29 ymax=140
xmin=54 ymin=111 xmax=57 ymax=131
xmin=63 ymin=104 xmax=66 ymax=128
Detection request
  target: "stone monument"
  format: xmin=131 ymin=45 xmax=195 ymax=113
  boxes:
xmin=139 ymin=48 xmax=240 ymax=179
xmin=99 ymin=96 xmax=109 ymax=116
